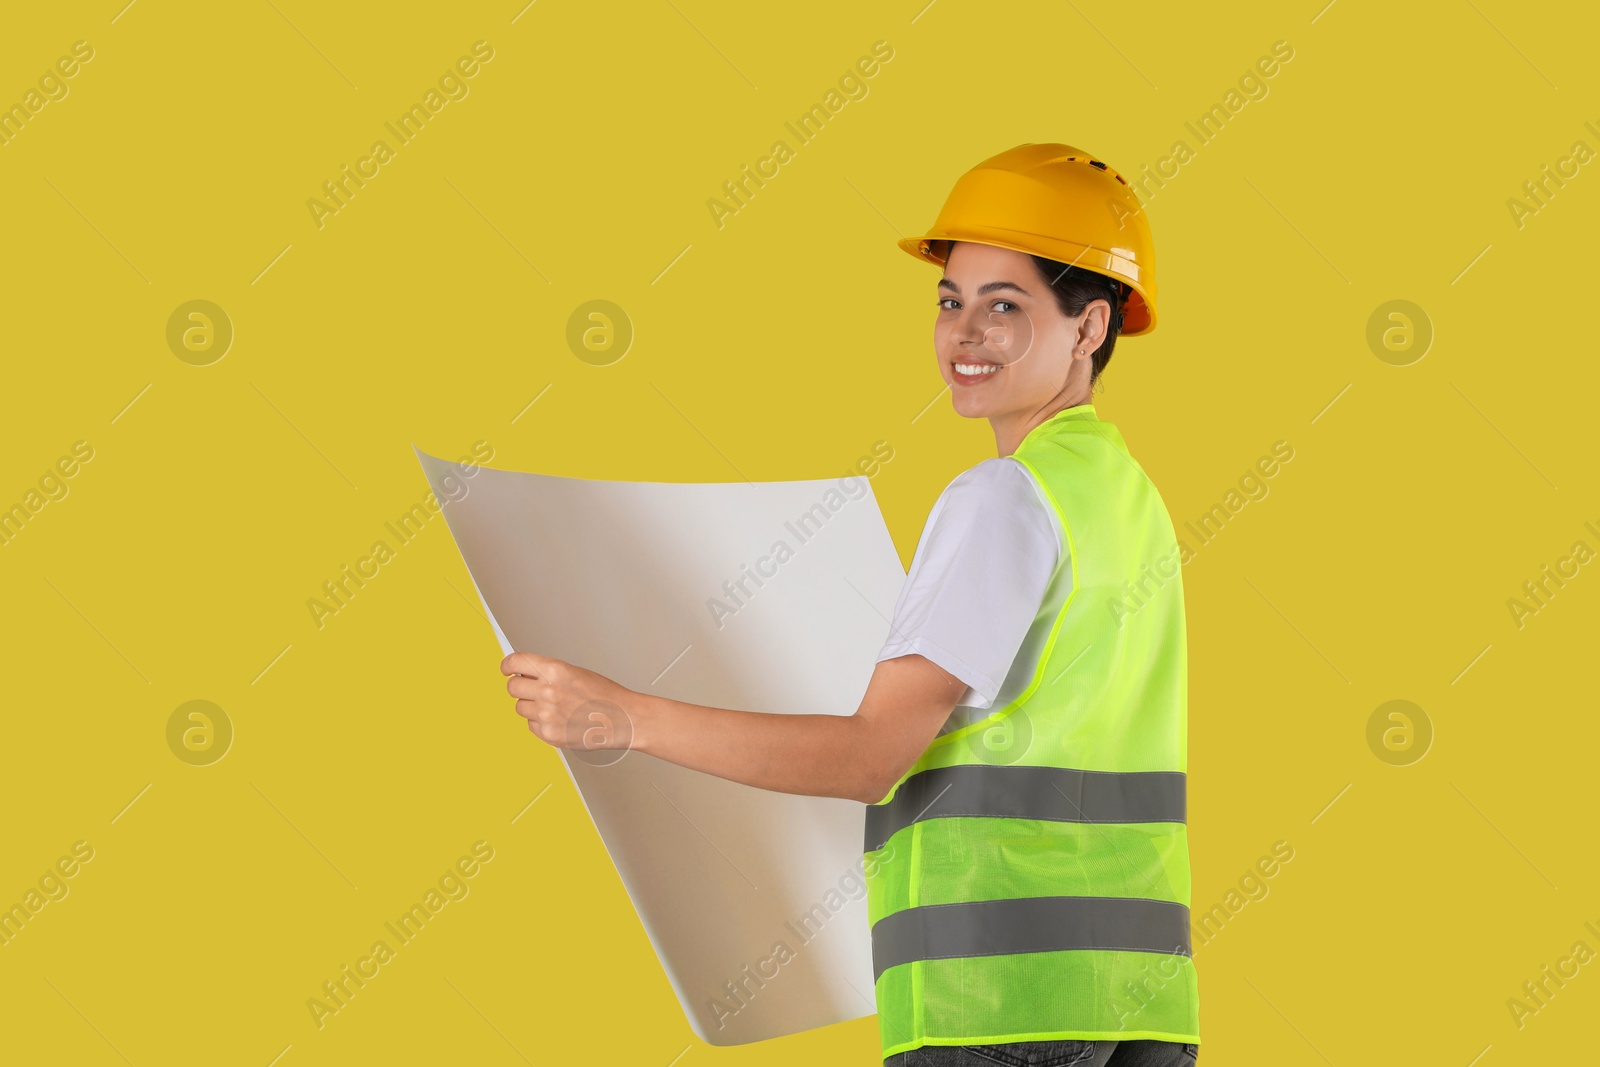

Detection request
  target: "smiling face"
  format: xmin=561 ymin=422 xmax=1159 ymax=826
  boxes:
xmin=933 ymin=241 xmax=1111 ymax=453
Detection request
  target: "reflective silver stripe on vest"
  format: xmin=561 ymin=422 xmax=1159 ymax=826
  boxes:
xmin=871 ymin=895 xmax=1191 ymax=982
xmin=864 ymin=764 xmax=1186 ymax=853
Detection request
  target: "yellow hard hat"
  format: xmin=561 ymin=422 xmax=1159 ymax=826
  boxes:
xmin=899 ymin=142 xmax=1158 ymax=336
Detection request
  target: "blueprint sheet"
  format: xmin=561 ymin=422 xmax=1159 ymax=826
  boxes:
xmin=414 ymin=446 xmax=905 ymax=1045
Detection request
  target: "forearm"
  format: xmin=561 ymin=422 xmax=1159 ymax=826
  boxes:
xmin=629 ymin=691 xmax=881 ymax=804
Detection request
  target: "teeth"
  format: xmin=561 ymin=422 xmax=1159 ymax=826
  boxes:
xmin=954 ymin=362 xmax=999 ymax=375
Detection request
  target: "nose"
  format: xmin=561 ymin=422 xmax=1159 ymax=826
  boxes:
xmin=951 ymin=303 xmax=994 ymax=350
xmin=954 ymin=307 xmax=1023 ymax=365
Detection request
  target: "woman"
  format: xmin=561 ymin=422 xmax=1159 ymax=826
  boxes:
xmin=501 ymin=143 xmax=1199 ymax=1066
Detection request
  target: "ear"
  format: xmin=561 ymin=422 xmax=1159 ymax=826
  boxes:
xmin=1076 ymin=298 xmax=1111 ymax=356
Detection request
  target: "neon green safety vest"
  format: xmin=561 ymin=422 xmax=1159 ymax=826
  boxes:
xmin=865 ymin=403 xmax=1199 ymax=1059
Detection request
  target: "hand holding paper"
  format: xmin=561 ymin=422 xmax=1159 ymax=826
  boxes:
xmin=500 ymin=651 xmax=637 ymax=749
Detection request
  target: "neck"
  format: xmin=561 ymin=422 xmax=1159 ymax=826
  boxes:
xmin=993 ymin=391 xmax=1094 ymax=457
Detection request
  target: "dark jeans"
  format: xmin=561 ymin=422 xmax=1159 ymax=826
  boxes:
xmin=885 ymin=1038 xmax=1197 ymax=1067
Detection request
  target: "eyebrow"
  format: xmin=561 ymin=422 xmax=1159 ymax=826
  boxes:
xmin=937 ymin=279 xmax=1032 ymax=296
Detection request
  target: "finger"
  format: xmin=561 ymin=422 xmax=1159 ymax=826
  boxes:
xmin=506 ymin=674 xmax=542 ymax=700
xmin=501 ymin=651 xmax=550 ymax=677
xmin=515 ymin=698 xmax=540 ymax=721
xmin=528 ymin=715 xmax=557 ymax=745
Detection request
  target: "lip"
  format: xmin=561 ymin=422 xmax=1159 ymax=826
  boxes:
xmin=950 ymin=356 xmax=1002 ymax=387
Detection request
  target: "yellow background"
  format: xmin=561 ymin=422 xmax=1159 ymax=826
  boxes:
xmin=3 ymin=1 xmax=1597 ymax=1063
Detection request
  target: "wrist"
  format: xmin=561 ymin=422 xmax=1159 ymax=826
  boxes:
xmin=621 ymin=688 xmax=659 ymax=756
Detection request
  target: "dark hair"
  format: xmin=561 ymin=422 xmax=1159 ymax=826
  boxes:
xmin=1026 ymin=253 xmax=1127 ymax=385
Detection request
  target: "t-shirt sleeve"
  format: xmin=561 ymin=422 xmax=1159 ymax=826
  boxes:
xmin=875 ymin=457 xmax=1062 ymax=710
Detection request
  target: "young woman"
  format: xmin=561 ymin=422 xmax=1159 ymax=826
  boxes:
xmin=502 ymin=143 xmax=1199 ymax=1066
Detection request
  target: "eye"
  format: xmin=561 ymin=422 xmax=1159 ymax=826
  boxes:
xmin=991 ymin=300 xmax=1017 ymax=314
xmin=937 ymin=298 xmax=959 ymax=311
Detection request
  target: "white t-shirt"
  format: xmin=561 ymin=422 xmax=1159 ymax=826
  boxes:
xmin=875 ymin=457 xmax=1072 ymax=732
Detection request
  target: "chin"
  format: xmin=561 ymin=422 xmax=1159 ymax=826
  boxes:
xmin=950 ymin=393 xmax=994 ymax=419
